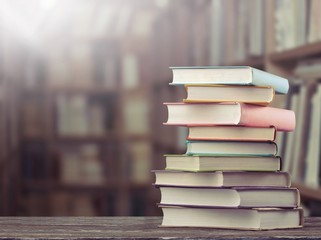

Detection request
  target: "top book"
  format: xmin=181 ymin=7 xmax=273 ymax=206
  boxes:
xmin=170 ymin=66 xmax=289 ymax=94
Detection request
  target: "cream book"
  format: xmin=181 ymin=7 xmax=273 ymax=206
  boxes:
xmin=158 ymin=186 xmax=300 ymax=208
xmin=170 ymin=66 xmax=289 ymax=94
xmin=160 ymin=206 xmax=303 ymax=230
xmin=187 ymin=126 xmax=276 ymax=141
xmin=185 ymin=141 xmax=277 ymax=157
xmin=153 ymin=170 xmax=291 ymax=188
xmin=184 ymin=85 xmax=274 ymax=105
xmin=164 ymin=155 xmax=281 ymax=172
xmin=164 ymin=102 xmax=295 ymax=132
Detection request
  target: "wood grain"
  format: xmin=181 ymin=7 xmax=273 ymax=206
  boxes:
xmin=0 ymin=217 xmax=320 ymax=239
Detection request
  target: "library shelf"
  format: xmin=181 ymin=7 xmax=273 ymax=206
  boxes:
xmin=1 ymin=0 xmax=321 ymax=217
xmin=55 ymin=134 xmax=120 ymax=142
xmin=292 ymin=182 xmax=321 ymax=202
xmin=122 ymin=134 xmax=152 ymax=141
xmin=269 ymin=41 xmax=321 ymax=64
xmin=152 ymin=138 xmax=185 ymax=153
xmin=23 ymin=181 xmax=151 ymax=192
xmin=21 ymin=134 xmax=45 ymax=141
xmin=49 ymin=87 xmax=119 ymax=95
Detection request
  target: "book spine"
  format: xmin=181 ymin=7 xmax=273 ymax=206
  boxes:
xmin=240 ymin=104 xmax=295 ymax=131
xmin=252 ymin=68 xmax=289 ymax=94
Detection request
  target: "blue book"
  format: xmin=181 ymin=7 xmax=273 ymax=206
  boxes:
xmin=170 ymin=66 xmax=289 ymax=94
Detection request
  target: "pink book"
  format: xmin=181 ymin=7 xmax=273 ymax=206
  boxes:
xmin=164 ymin=102 xmax=295 ymax=132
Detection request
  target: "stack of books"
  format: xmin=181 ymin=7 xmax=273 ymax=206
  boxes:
xmin=154 ymin=66 xmax=304 ymax=230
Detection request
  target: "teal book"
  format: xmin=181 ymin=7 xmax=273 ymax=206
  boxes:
xmin=185 ymin=140 xmax=278 ymax=157
xmin=170 ymin=66 xmax=289 ymax=94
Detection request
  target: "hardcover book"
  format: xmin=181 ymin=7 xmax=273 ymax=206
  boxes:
xmin=158 ymin=186 xmax=300 ymax=208
xmin=153 ymin=170 xmax=291 ymax=188
xmin=160 ymin=205 xmax=303 ymax=230
xmin=164 ymin=102 xmax=295 ymax=132
xmin=170 ymin=66 xmax=289 ymax=94
xmin=185 ymin=141 xmax=278 ymax=156
xmin=187 ymin=126 xmax=276 ymax=141
xmin=184 ymin=85 xmax=274 ymax=105
xmin=164 ymin=154 xmax=281 ymax=172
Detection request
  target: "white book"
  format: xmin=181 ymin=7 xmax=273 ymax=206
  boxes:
xmin=158 ymin=186 xmax=300 ymax=208
xmin=210 ymin=0 xmax=223 ymax=65
xmin=122 ymin=54 xmax=139 ymax=89
xmin=160 ymin=206 xmax=303 ymax=230
xmin=248 ymin=0 xmax=264 ymax=56
xmin=295 ymin=0 xmax=307 ymax=46
xmin=308 ymin=0 xmax=320 ymax=43
xmin=170 ymin=66 xmax=289 ymax=94
xmin=304 ymin=84 xmax=321 ymax=187
xmin=283 ymin=91 xmax=299 ymax=172
xmin=291 ymin=84 xmax=308 ymax=181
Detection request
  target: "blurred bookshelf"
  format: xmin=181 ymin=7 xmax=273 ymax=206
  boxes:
xmin=1 ymin=0 xmax=321 ymax=216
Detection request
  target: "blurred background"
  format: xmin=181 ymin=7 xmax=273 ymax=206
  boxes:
xmin=1 ymin=0 xmax=321 ymax=216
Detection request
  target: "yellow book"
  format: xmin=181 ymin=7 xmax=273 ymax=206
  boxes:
xmin=184 ymin=85 xmax=275 ymax=106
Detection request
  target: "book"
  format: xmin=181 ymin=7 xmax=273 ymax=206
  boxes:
xmin=184 ymin=85 xmax=274 ymax=105
xmin=158 ymin=186 xmax=300 ymax=208
xmin=164 ymin=102 xmax=295 ymax=132
xmin=294 ymin=58 xmax=321 ymax=80
xmin=304 ymin=83 xmax=321 ymax=187
xmin=153 ymin=170 xmax=291 ymax=188
xmin=248 ymin=0 xmax=265 ymax=56
xmin=185 ymin=141 xmax=277 ymax=156
xmin=187 ymin=126 xmax=276 ymax=142
xmin=165 ymin=155 xmax=281 ymax=172
xmin=170 ymin=66 xmax=289 ymax=94
xmin=160 ymin=205 xmax=303 ymax=230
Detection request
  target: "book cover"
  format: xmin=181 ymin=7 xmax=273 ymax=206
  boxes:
xmin=170 ymin=66 xmax=289 ymax=94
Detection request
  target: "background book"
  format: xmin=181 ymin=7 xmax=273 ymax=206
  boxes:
xmin=304 ymin=83 xmax=321 ymax=188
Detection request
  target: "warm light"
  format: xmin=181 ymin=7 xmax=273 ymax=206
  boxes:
xmin=41 ymin=0 xmax=56 ymax=10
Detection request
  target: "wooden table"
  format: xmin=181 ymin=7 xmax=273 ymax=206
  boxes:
xmin=0 ymin=217 xmax=320 ymax=239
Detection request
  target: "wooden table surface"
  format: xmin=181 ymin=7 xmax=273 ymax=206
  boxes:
xmin=0 ymin=217 xmax=320 ymax=239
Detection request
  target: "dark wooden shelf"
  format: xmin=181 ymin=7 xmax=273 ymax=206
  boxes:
xmin=122 ymin=134 xmax=151 ymax=141
xmin=152 ymin=138 xmax=185 ymax=153
xmin=22 ymin=134 xmax=46 ymax=141
xmin=0 ymin=217 xmax=320 ymax=239
xmin=49 ymin=86 xmax=119 ymax=94
xmin=269 ymin=41 xmax=321 ymax=64
xmin=292 ymin=182 xmax=321 ymax=202
xmin=23 ymin=180 xmax=151 ymax=192
xmin=55 ymin=134 xmax=119 ymax=142
xmin=0 ymin=147 xmax=20 ymax=171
